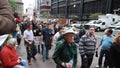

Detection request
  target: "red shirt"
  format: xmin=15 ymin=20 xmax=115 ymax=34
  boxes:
xmin=0 ymin=45 xmax=20 ymax=68
xmin=16 ymin=17 xmax=22 ymax=23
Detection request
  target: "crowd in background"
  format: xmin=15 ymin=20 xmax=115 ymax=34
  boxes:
xmin=0 ymin=1 xmax=120 ymax=68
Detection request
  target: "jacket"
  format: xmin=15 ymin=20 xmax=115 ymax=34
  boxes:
xmin=0 ymin=45 xmax=20 ymax=68
xmin=110 ymin=42 xmax=120 ymax=68
xmin=0 ymin=0 xmax=16 ymax=35
xmin=52 ymin=39 xmax=77 ymax=68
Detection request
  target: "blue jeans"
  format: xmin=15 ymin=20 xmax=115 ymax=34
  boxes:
xmin=13 ymin=60 xmax=27 ymax=68
xmin=12 ymin=31 xmax=18 ymax=39
xmin=42 ymin=44 xmax=46 ymax=61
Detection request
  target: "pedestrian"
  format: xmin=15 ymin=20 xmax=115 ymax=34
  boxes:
xmin=42 ymin=22 xmax=54 ymax=61
xmin=78 ymin=24 xmax=86 ymax=38
xmin=54 ymin=26 xmax=64 ymax=43
xmin=79 ymin=26 xmax=97 ymax=68
xmin=110 ymin=32 xmax=120 ymax=68
xmin=34 ymin=25 xmax=43 ymax=53
xmin=52 ymin=27 xmax=77 ymax=68
xmin=0 ymin=0 xmax=16 ymax=35
xmin=96 ymin=29 xmax=114 ymax=68
xmin=0 ymin=38 xmax=27 ymax=68
xmin=24 ymin=24 xmax=37 ymax=65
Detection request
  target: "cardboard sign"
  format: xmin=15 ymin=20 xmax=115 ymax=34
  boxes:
xmin=58 ymin=18 xmax=67 ymax=26
xmin=0 ymin=34 xmax=8 ymax=46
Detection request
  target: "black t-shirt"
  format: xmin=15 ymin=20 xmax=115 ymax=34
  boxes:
xmin=34 ymin=29 xmax=42 ymax=36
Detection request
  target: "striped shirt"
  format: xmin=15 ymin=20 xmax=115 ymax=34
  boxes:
xmin=79 ymin=33 xmax=97 ymax=55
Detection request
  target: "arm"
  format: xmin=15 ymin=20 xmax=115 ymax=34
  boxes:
xmin=73 ymin=47 xmax=77 ymax=68
xmin=79 ymin=36 xmax=86 ymax=55
xmin=0 ymin=0 xmax=16 ymax=35
xmin=0 ymin=49 xmax=19 ymax=67
xmin=96 ymin=37 xmax=103 ymax=50
xmin=52 ymin=42 xmax=64 ymax=67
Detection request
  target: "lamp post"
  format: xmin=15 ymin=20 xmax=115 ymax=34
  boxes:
xmin=65 ymin=0 xmax=69 ymax=19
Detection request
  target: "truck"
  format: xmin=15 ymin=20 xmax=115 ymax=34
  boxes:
xmin=85 ymin=14 xmax=120 ymax=31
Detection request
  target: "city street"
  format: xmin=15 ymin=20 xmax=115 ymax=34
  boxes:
xmin=16 ymin=31 xmax=104 ymax=68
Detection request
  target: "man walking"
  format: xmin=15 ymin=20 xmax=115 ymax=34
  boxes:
xmin=24 ymin=24 xmax=37 ymax=65
xmin=42 ymin=23 xmax=54 ymax=61
xmin=79 ymin=26 xmax=97 ymax=68
xmin=52 ymin=27 xmax=77 ymax=68
xmin=96 ymin=29 xmax=114 ymax=68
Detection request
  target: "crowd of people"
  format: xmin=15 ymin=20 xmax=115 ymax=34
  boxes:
xmin=0 ymin=0 xmax=120 ymax=68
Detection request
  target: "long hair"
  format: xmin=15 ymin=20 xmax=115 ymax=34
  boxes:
xmin=112 ymin=33 xmax=120 ymax=43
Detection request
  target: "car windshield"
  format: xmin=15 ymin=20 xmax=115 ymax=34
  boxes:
xmin=114 ymin=22 xmax=120 ymax=26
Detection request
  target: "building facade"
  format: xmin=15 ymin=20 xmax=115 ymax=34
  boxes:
xmin=13 ymin=0 xmax=24 ymax=16
xmin=51 ymin=0 xmax=120 ymax=20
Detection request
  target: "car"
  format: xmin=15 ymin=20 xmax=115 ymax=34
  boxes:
xmin=84 ymin=20 xmax=98 ymax=29
xmin=112 ymin=27 xmax=120 ymax=36
xmin=109 ymin=22 xmax=120 ymax=29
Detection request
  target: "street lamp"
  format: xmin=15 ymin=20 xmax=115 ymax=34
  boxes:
xmin=73 ymin=4 xmax=76 ymax=8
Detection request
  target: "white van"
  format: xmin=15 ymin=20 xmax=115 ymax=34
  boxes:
xmin=85 ymin=14 xmax=120 ymax=31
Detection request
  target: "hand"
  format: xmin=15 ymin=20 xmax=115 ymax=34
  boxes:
xmin=17 ymin=58 xmax=21 ymax=63
xmin=28 ymin=41 xmax=32 ymax=45
xmin=66 ymin=62 xmax=72 ymax=68
xmin=84 ymin=55 xmax=87 ymax=59
xmin=96 ymin=47 xmax=99 ymax=50
xmin=61 ymin=62 xmax=65 ymax=67
xmin=41 ymin=42 xmax=44 ymax=45
xmin=51 ymin=42 xmax=54 ymax=46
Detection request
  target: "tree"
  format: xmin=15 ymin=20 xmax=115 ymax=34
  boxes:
xmin=89 ymin=13 xmax=102 ymax=20
xmin=8 ymin=0 xmax=17 ymax=12
xmin=42 ymin=11 xmax=51 ymax=18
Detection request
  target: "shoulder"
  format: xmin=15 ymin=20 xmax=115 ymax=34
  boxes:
xmin=56 ymin=39 xmax=65 ymax=46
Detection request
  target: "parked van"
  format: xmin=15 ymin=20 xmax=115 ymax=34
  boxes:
xmin=84 ymin=14 xmax=120 ymax=31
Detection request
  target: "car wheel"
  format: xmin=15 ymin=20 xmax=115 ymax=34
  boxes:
xmin=96 ymin=27 xmax=100 ymax=32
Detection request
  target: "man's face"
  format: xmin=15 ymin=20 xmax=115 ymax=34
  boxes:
xmin=64 ymin=33 xmax=75 ymax=43
xmin=89 ymin=27 xmax=95 ymax=35
xmin=28 ymin=25 xmax=32 ymax=30
xmin=46 ymin=24 xmax=50 ymax=28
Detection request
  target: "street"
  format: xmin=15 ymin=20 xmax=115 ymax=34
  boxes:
xmin=16 ymin=31 xmax=104 ymax=68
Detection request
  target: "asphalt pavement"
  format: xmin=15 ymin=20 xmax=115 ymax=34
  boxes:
xmin=16 ymin=32 xmax=103 ymax=68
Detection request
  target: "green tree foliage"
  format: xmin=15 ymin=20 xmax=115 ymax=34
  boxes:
xmin=8 ymin=0 xmax=17 ymax=12
xmin=42 ymin=11 xmax=51 ymax=18
xmin=89 ymin=13 xmax=102 ymax=19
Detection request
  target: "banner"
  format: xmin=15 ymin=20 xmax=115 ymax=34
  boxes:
xmin=0 ymin=34 xmax=8 ymax=46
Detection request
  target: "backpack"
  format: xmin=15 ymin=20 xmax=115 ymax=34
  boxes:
xmin=79 ymin=28 xmax=86 ymax=38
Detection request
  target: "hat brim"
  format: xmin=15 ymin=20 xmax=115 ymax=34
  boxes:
xmin=63 ymin=32 xmax=75 ymax=35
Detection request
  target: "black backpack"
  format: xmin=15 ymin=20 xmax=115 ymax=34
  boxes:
xmin=79 ymin=26 xmax=86 ymax=38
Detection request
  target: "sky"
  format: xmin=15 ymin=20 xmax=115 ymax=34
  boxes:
xmin=22 ymin=0 xmax=35 ymax=13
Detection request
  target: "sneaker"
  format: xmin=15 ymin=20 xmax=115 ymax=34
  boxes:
xmin=28 ymin=61 xmax=32 ymax=65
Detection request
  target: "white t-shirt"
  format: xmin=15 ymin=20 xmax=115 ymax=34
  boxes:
xmin=24 ymin=30 xmax=34 ymax=41
xmin=54 ymin=32 xmax=61 ymax=42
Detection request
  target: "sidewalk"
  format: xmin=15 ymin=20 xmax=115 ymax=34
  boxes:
xmin=16 ymin=38 xmax=99 ymax=68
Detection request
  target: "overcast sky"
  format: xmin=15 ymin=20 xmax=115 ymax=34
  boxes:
xmin=22 ymin=0 xmax=35 ymax=13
